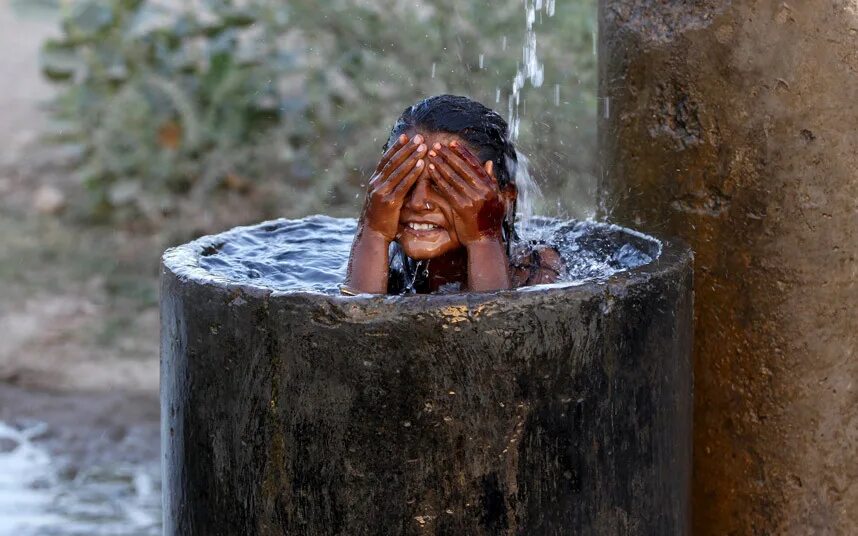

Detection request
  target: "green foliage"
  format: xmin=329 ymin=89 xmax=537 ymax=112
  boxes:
xmin=43 ymin=0 xmax=597 ymax=223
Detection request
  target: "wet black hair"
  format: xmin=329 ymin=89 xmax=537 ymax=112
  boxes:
xmin=384 ymin=95 xmax=520 ymax=293
xmin=384 ymin=94 xmax=518 ymax=189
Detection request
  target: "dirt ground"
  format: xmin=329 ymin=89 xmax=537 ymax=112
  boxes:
xmin=0 ymin=382 xmax=159 ymax=467
xmin=0 ymin=1 xmax=160 ymax=396
xmin=0 ymin=1 xmax=161 ymax=470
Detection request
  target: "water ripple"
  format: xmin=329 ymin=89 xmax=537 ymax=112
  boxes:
xmin=187 ymin=215 xmax=661 ymax=294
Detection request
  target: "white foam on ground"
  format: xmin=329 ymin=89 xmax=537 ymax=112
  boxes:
xmin=0 ymin=421 xmax=161 ymax=536
xmin=0 ymin=421 xmax=63 ymax=532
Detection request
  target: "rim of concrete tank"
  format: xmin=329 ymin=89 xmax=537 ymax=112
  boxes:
xmin=160 ymin=219 xmax=692 ymax=313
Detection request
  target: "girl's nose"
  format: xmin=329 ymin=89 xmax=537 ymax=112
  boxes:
xmin=405 ymin=176 xmax=434 ymax=211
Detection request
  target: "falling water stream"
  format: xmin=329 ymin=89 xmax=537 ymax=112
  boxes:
xmin=508 ymin=0 xmax=556 ymax=140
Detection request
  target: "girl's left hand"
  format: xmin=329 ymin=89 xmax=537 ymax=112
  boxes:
xmin=427 ymin=141 xmax=506 ymax=247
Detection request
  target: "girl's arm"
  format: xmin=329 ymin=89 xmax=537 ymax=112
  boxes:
xmin=465 ymin=237 xmax=512 ymax=292
xmin=344 ymin=227 xmax=391 ymax=294
xmin=427 ymin=141 xmax=512 ymax=292
xmin=344 ymin=134 xmax=427 ymax=294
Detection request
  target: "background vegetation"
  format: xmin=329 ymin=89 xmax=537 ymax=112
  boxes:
xmin=42 ymin=0 xmax=597 ymax=229
xmin=0 ymin=0 xmax=597 ymax=392
xmin=0 ymin=2 xmax=596 ymax=528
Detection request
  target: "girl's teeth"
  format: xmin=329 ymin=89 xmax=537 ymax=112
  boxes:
xmin=409 ymin=223 xmax=437 ymax=231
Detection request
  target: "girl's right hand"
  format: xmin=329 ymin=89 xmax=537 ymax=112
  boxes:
xmin=360 ymin=133 xmax=427 ymax=241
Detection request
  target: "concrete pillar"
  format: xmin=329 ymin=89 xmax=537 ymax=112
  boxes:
xmin=599 ymin=1 xmax=858 ymax=533
xmin=160 ymin=219 xmax=693 ymax=535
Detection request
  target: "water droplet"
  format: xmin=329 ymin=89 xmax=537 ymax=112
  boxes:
xmin=431 ymin=62 xmax=436 ymax=78
xmin=479 ymin=54 xmax=485 ymax=69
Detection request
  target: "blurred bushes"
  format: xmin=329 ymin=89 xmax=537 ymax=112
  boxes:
xmin=42 ymin=0 xmax=596 ymax=226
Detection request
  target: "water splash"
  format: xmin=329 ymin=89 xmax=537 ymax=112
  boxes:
xmin=508 ymin=0 xmax=556 ymax=140
xmin=0 ymin=421 xmax=58 ymax=531
xmin=0 ymin=421 xmax=160 ymax=535
xmin=177 ymin=215 xmax=661 ymax=295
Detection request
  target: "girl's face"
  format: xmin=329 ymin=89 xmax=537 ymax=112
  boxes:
xmin=395 ymin=131 xmax=515 ymax=260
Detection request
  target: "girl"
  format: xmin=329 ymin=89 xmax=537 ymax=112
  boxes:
xmin=343 ymin=95 xmax=561 ymax=295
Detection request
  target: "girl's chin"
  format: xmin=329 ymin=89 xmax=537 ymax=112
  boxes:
xmin=400 ymin=246 xmax=447 ymax=260
xmin=398 ymin=238 xmax=456 ymax=260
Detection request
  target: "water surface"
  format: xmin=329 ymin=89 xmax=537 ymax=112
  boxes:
xmin=174 ymin=215 xmax=661 ymax=294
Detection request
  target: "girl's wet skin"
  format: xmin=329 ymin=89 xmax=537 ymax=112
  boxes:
xmin=344 ymin=95 xmax=561 ymax=295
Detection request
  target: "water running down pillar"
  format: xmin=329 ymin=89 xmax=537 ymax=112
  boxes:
xmin=599 ymin=1 xmax=858 ymax=533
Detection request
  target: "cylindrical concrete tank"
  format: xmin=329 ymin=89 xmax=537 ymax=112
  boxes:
xmin=160 ymin=219 xmax=693 ymax=535
xmin=599 ymin=1 xmax=858 ymax=533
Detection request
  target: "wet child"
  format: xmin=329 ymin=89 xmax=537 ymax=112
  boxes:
xmin=343 ymin=95 xmax=561 ymax=295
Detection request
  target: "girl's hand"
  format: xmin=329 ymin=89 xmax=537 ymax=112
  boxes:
xmin=427 ymin=141 xmax=505 ymax=247
xmin=360 ymin=134 xmax=427 ymax=241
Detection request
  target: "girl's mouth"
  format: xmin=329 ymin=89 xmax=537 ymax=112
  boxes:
xmin=401 ymin=222 xmax=448 ymax=240
xmin=407 ymin=222 xmax=440 ymax=231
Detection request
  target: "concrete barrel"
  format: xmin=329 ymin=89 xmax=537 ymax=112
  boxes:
xmin=160 ymin=219 xmax=693 ymax=535
xmin=599 ymin=1 xmax=858 ymax=532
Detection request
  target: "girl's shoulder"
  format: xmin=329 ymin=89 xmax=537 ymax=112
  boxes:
xmin=511 ymin=243 xmax=564 ymax=287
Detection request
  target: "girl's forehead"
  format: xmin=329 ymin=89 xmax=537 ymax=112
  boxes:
xmin=409 ymin=130 xmax=478 ymax=154
xmin=414 ymin=131 xmax=461 ymax=145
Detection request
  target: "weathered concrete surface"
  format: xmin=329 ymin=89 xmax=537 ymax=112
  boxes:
xmin=599 ymin=1 xmax=858 ymax=533
xmin=160 ymin=236 xmax=693 ymax=535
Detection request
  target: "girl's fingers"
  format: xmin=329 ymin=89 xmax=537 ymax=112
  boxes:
xmin=428 ymin=163 xmax=468 ymax=207
xmin=431 ymin=155 xmax=480 ymax=198
xmin=381 ymin=135 xmax=424 ymax=178
xmin=449 ymin=141 xmax=485 ymax=173
xmin=391 ymin=159 xmax=425 ymax=198
xmin=435 ymin=144 xmax=489 ymax=191
xmin=380 ymin=147 xmax=425 ymax=193
xmin=458 ymin=144 xmax=498 ymax=190
xmin=375 ymin=134 xmax=408 ymax=173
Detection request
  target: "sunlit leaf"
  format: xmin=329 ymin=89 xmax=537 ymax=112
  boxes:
xmin=41 ymin=40 xmax=81 ymax=82
xmin=67 ymin=1 xmax=114 ymax=37
xmin=128 ymin=3 xmax=175 ymax=38
xmin=106 ymin=63 xmax=130 ymax=83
